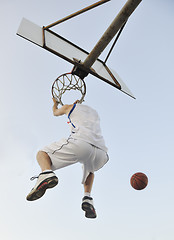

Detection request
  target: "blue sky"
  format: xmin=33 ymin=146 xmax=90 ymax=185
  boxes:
xmin=0 ymin=0 xmax=174 ymax=239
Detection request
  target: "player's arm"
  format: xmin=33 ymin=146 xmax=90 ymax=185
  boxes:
xmin=52 ymin=98 xmax=73 ymax=116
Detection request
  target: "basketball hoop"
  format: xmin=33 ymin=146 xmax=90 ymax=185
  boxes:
xmin=52 ymin=73 xmax=86 ymax=106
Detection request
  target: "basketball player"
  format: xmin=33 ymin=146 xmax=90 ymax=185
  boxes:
xmin=26 ymin=98 xmax=109 ymax=218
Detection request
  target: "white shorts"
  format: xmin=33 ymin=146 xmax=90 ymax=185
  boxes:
xmin=41 ymin=137 xmax=109 ymax=183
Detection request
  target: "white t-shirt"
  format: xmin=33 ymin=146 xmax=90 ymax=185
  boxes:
xmin=68 ymin=103 xmax=108 ymax=152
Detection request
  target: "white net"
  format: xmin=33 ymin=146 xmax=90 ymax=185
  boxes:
xmin=52 ymin=73 xmax=86 ymax=105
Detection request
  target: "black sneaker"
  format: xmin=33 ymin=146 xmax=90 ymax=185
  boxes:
xmin=81 ymin=196 xmax=97 ymax=218
xmin=26 ymin=171 xmax=58 ymax=201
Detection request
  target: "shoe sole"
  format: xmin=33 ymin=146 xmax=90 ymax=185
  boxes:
xmin=81 ymin=202 xmax=97 ymax=218
xmin=26 ymin=176 xmax=58 ymax=201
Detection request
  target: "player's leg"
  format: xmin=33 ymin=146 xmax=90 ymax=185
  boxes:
xmin=81 ymin=146 xmax=108 ymax=219
xmin=84 ymin=172 xmax=94 ymax=193
xmin=26 ymin=138 xmax=78 ymax=201
xmin=36 ymin=150 xmax=52 ymax=171
xmin=26 ymin=151 xmax=58 ymax=201
xmin=82 ymin=172 xmax=97 ymax=218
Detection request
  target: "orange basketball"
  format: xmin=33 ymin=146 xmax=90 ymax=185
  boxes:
xmin=130 ymin=172 xmax=148 ymax=190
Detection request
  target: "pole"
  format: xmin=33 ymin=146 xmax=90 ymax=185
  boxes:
xmin=82 ymin=0 xmax=142 ymax=69
xmin=44 ymin=0 xmax=111 ymax=30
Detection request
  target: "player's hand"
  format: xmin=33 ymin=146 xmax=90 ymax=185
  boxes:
xmin=52 ymin=97 xmax=59 ymax=104
xmin=74 ymin=99 xmax=80 ymax=104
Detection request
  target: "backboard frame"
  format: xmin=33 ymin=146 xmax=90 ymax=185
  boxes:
xmin=17 ymin=18 xmax=134 ymax=98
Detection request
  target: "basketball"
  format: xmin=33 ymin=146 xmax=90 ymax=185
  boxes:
xmin=130 ymin=172 xmax=148 ymax=190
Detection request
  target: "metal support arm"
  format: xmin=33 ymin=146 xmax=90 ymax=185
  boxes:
xmin=44 ymin=0 xmax=111 ymax=30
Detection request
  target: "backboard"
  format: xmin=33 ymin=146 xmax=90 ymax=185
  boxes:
xmin=17 ymin=18 xmax=135 ymax=99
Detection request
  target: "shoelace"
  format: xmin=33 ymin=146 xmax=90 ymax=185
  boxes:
xmin=30 ymin=171 xmax=54 ymax=181
xmin=30 ymin=175 xmax=39 ymax=181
